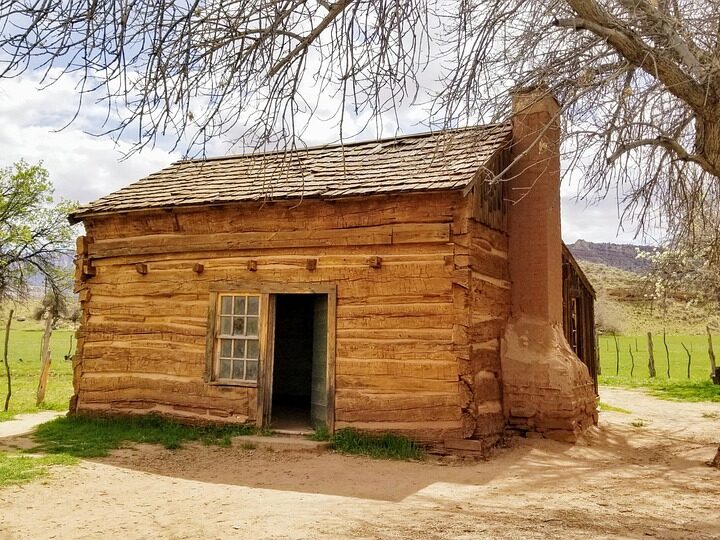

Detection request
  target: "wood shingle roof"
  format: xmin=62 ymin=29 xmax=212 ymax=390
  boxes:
xmin=70 ymin=122 xmax=512 ymax=222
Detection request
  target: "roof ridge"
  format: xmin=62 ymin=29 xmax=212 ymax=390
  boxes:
xmin=174 ymin=122 xmax=512 ymax=166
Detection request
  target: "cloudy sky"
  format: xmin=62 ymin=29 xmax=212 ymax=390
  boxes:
xmin=0 ymin=72 xmax=646 ymax=246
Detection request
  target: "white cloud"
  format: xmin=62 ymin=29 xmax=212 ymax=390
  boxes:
xmin=0 ymin=73 xmax=178 ymax=204
xmin=0 ymin=70 xmax=646 ymax=245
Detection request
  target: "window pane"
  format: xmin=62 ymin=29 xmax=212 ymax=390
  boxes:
xmin=220 ymin=339 xmax=232 ymax=358
xmin=247 ymin=296 xmax=259 ymax=315
xmin=232 ymin=317 xmax=245 ymax=336
xmin=234 ymin=296 xmax=246 ymax=315
xmin=220 ymin=296 xmax=233 ymax=315
xmin=218 ymin=358 xmax=232 ymax=379
xmin=232 ymin=360 xmax=245 ymax=380
xmin=245 ymin=360 xmax=258 ymax=381
xmin=245 ymin=316 xmax=258 ymax=337
xmin=233 ymin=340 xmax=245 ymax=358
xmin=220 ymin=316 xmax=232 ymax=335
xmin=246 ymin=339 xmax=259 ymax=360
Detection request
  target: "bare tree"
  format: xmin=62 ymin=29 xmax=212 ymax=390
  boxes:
xmin=1 ymin=1 xmax=719 ymax=246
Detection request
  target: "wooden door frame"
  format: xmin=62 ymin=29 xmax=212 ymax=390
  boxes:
xmin=209 ymin=280 xmax=337 ymax=433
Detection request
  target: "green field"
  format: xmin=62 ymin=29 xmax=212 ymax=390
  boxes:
xmin=598 ymin=333 xmax=720 ymax=401
xmin=0 ymin=329 xmax=74 ymax=422
xmin=2 ymin=326 xmax=718 ymax=424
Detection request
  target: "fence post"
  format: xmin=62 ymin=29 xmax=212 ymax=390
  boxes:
xmin=681 ymin=342 xmax=692 ymax=379
xmin=647 ymin=332 xmax=656 ymax=378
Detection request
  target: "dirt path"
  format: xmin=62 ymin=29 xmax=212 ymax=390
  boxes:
xmin=0 ymin=411 xmax=65 ymax=438
xmin=0 ymin=389 xmax=718 ymax=540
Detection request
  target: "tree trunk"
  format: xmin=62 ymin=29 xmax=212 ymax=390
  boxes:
xmin=696 ymin=116 xmax=720 ymax=175
xmin=708 ymin=326 xmax=719 ymax=385
xmin=3 ymin=309 xmax=13 ymax=412
xmin=36 ymin=313 xmax=53 ymax=405
xmin=647 ymin=332 xmax=656 ymax=378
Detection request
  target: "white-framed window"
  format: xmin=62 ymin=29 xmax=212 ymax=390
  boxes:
xmin=214 ymin=293 xmax=261 ymax=383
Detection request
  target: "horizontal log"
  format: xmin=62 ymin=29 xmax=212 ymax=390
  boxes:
xmin=336 ymin=405 xmax=460 ymax=423
xmin=337 ymin=313 xmax=454 ymax=331
xmin=336 ymin=359 xmax=458 ymax=379
xmin=336 ymin=374 xmax=458 ymax=392
xmin=337 ymin=328 xmax=453 ymax=341
xmin=89 ymin=223 xmax=451 ymax=258
xmin=86 ymin=275 xmax=454 ymax=301
xmin=333 ymin=420 xmax=463 ymax=442
xmin=82 ymin=331 xmax=204 ymax=347
xmin=76 ymin=401 xmax=256 ymax=424
xmin=86 ymin=192 xmax=459 ymax=238
xmin=336 ymin=390 xmax=458 ymax=410
xmin=91 ymin=260 xmax=452 ymax=286
xmin=83 ymin=321 xmax=207 ymax=338
xmin=337 ymin=340 xmax=455 ymax=361
xmin=82 ymin=347 xmax=205 ymax=378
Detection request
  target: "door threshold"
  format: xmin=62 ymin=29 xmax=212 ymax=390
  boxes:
xmin=272 ymin=428 xmax=314 ymax=436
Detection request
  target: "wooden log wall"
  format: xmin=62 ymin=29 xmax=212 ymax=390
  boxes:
xmin=73 ymin=189 xmax=512 ymax=442
xmin=561 ymin=245 xmax=598 ymax=394
xmin=73 ymin=192 xmax=462 ymax=439
xmin=451 ymin=184 xmax=511 ymax=448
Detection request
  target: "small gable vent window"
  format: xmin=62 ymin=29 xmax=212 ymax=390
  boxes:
xmin=213 ymin=294 xmax=261 ymax=383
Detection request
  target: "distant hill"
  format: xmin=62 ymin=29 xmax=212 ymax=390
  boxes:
xmin=573 ymin=259 xmax=719 ymax=335
xmin=566 ymin=239 xmax=656 ymax=274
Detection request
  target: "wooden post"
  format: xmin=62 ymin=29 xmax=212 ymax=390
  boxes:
xmin=36 ymin=313 xmax=53 ymax=405
xmin=707 ymin=326 xmax=719 ymax=385
xmin=647 ymin=332 xmax=656 ymax=378
xmin=628 ymin=345 xmax=635 ymax=378
xmin=663 ymin=328 xmax=671 ymax=379
xmin=3 ymin=309 xmax=13 ymax=412
xmin=681 ymin=342 xmax=692 ymax=379
xmin=595 ymin=332 xmax=601 ymax=375
xmin=613 ymin=332 xmax=620 ymax=376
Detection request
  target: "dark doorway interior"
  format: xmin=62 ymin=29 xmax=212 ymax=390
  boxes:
xmin=271 ymin=294 xmax=327 ymax=432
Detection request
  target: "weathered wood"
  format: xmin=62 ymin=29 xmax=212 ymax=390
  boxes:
xmin=647 ymin=332 xmax=657 ymax=378
xmin=36 ymin=314 xmax=53 ymax=405
xmin=73 ymin=193 xmax=492 ymax=440
xmin=88 ymin=222 xmax=452 ymax=259
xmin=3 ymin=309 xmax=13 ymax=412
xmin=86 ymin=192 xmax=460 ymax=240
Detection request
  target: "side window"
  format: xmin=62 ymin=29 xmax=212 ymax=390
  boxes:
xmin=214 ymin=294 xmax=260 ymax=383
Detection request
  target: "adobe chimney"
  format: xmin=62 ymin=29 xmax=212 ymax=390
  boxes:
xmin=506 ymin=88 xmax=563 ymax=324
xmin=500 ymin=88 xmax=597 ymax=442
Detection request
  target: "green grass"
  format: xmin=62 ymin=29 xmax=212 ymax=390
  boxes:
xmin=598 ymin=402 xmax=631 ymax=414
xmin=32 ymin=414 xmax=258 ymax=458
xmin=0 ymin=328 xmax=75 ymax=421
xmin=330 ymin=428 xmax=425 ymax=460
xmin=598 ymin=334 xmax=720 ymax=402
xmin=0 ymin=452 xmax=77 ymax=488
xmin=307 ymin=424 xmax=331 ymax=441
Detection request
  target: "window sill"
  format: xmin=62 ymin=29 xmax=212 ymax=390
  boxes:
xmin=207 ymin=380 xmax=258 ymax=388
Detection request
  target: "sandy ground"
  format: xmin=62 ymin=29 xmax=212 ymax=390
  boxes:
xmin=0 ymin=411 xmax=65 ymax=439
xmin=0 ymin=387 xmax=718 ymax=540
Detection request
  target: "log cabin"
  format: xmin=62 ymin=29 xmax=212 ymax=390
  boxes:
xmin=68 ymin=89 xmax=598 ymax=451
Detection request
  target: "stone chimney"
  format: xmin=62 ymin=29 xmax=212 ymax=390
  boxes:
xmin=501 ymin=88 xmax=597 ymax=442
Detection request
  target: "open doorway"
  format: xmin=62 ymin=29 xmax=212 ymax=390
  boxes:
xmin=271 ymin=294 xmax=328 ymax=432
